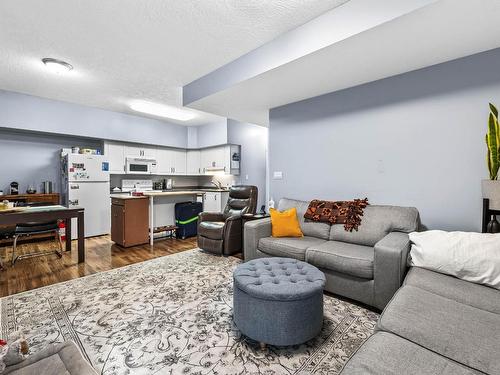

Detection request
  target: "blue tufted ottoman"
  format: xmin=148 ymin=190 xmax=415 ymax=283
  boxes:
xmin=233 ymin=257 xmax=326 ymax=347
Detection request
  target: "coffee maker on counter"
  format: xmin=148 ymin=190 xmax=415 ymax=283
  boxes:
xmin=10 ymin=181 xmax=19 ymax=195
xmin=153 ymin=178 xmax=173 ymax=191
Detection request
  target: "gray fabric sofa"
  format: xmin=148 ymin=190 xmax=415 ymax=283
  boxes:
xmin=244 ymin=198 xmax=420 ymax=310
xmin=341 ymin=266 xmax=500 ymax=374
xmin=4 ymin=341 xmax=97 ymax=374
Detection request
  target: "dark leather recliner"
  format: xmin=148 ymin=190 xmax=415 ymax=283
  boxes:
xmin=197 ymin=185 xmax=258 ymax=255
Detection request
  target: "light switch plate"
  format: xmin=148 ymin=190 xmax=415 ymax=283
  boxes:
xmin=273 ymin=171 xmax=283 ymax=180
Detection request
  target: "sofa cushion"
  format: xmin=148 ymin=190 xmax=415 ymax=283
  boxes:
xmin=378 ymin=285 xmax=500 ymax=374
xmin=341 ymin=332 xmax=479 ymax=375
xmin=198 ymin=221 xmax=225 ymax=240
xmin=404 ymin=267 xmax=500 ymax=314
xmin=258 ymin=236 xmax=326 ymax=261
xmin=306 ymin=241 xmax=374 ymax=279
xmin=329 ymin=205 xmax=419 ymax=247
xmin=269 ymin=207 xmax=303 ymax=237
xmin=277 ymin=198 xmax=331 ymax=240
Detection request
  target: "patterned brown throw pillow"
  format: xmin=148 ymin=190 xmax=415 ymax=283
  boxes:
xmin=304 ymin=198 xmax=369 ymax=232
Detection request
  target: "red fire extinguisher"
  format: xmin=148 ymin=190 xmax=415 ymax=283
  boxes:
xmin=58 ymin=221 xmax=66 ymax=242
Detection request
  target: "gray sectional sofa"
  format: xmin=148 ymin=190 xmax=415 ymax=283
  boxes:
xmin=3 ymin=341 xmax=97 ymax=374
xmin=244 ymin=198 xmax=420 ymax=310
xmin=341 ymin=266 xmax=500 ymax=374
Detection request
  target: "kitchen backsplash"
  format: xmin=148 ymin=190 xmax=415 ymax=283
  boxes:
xmin=109 ymin=175 xmax=237 ymax=190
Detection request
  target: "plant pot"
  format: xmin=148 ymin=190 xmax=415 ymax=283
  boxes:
xmin=482 ymin=179 xmax=500 ymax=210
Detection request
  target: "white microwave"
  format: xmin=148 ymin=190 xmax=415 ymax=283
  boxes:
xmin=125 ymin=157 xmax=157 ymax=174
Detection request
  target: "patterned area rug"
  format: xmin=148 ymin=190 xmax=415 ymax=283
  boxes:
xmin=0 ymin=249 xmax=378 ymax=374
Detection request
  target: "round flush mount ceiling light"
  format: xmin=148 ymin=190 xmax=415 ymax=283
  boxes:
xmin=41 ymin=58 xmax=73 ymax=74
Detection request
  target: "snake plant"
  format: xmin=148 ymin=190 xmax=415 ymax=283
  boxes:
xmin=486 ymin=103 xmax=500 ymax=180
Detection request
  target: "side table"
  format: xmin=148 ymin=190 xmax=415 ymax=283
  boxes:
xmin=482 ymin=198 xmax=500 ymax=233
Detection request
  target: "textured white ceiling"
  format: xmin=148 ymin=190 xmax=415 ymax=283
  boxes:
xmin=0 ymin=0 xmax=348 ymax=125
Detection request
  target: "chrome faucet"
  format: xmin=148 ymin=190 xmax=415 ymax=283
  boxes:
xmin=211 ymin=180 xmax=222 ymax=189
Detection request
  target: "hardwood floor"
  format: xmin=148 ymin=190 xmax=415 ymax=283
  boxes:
xmin=0 ymin=235 xmax=199 ymax=298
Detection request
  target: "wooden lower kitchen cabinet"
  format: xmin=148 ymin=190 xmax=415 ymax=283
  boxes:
xmin=111 ymin=197 xmax=149 ymax=247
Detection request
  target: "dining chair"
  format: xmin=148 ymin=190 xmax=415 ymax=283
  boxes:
xmin=11 ymin=202 xmax=63 ymax=265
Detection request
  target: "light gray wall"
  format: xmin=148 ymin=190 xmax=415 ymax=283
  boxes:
xmin=0 ymin=129 xmax=101 ymax=194
xmin=193 ymin=121 xmax=228 ymax=148
xmin=187 ymin=126 xmax=199 ymax=148
xmin=227 ymin=119 xmax=268 ymax=211
xmin=0 ymin=90 xmax=188 ymax=148
xmin=269 ymin=48 xmax=500 ymax=231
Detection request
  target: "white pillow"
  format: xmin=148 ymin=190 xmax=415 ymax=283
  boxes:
xmin=409 ymin=230 xmax=500 ymax=289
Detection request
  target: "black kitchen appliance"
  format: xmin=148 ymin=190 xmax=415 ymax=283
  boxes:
xmin=10 ymin=181 xmax=19 ymax=195
xmin=153 ymin=180 xmax=163 ymax=191
xmin=175 ymin=201 xmax=203 ymax=239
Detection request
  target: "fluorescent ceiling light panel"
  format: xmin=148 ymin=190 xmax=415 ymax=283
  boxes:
xmin=130 ymin=100 xmax=196 ymax=121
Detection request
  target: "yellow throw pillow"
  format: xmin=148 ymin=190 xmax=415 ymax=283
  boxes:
xmin=269 ymin=207 xmax=303 ymax=237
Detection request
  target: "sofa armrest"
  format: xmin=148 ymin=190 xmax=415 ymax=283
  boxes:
xmin=198 ymin=212 xmax=224 ymax=222
xmin=243 ymin=218 xmax=271 ymax=261
xmin=373 ymin=232 xmax=411 ymax=310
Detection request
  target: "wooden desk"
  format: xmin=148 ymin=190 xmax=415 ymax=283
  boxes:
xmin=0 ymin=205 xmax=85 ymax=263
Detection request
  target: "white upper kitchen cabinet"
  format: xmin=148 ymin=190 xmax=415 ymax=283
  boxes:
xmin=124 ymin=145 xmax=157 ymax=159
xmin=200 ymin=146 xmax=234 ymax=174
xmin=171 ymin=149 xmax=186 ymax=175
xmin=200 ymin=147 xmax=224 ymax=170
xmin=104 ymin=141 xmax=239 ymax=176
xmin=200 ymin=148 xmax=212 ymax=173
xmin=186 ymin=150 xmax=201 ymax=175
xmin=156 ymin=148 xmax=186 ymax=175
xmin=200 ymin=148 xmax=214 ymax=172
xmin=104 ymin=142 xmax=125 ymax=174
xmin=156 ymin=148 xmax=172 ymax=175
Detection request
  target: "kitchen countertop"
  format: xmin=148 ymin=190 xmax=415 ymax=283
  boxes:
xmin=143 ymin=190 xmax=205 ymax=197
xmin=110 ymin=188 xmax=231 ymax=199
xmin=110 ymin=187 xmax=230 ymax=197
xmin=111 ymin=194 xmax=149 ymax=200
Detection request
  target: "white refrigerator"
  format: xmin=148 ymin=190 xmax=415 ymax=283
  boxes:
xmin=61 ymin=154 xmax=111 ymax=238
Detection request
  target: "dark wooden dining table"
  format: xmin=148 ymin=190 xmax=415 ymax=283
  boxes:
xmin=0 ymin=205 xmax=85 ymax=263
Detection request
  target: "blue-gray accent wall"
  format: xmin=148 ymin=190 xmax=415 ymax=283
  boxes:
xmin=0 ymin=129 xmax=101 ymax=194
xmin=269 ymin=48 xmax=500 ymax=231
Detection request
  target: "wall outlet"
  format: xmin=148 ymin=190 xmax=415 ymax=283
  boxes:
xmin=273 ymin=171 xmax=283 ymax=180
